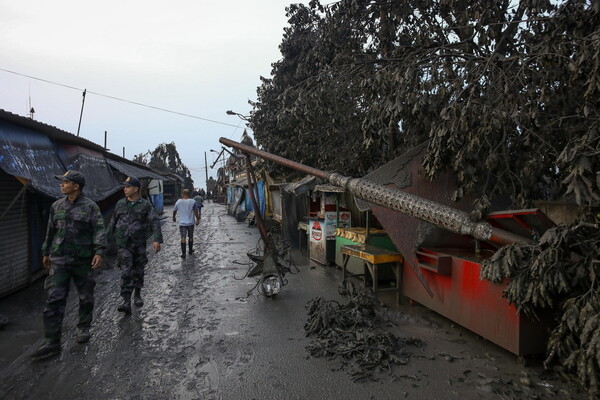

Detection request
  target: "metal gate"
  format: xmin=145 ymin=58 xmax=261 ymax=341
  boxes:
xmin=0 ymin=171 xmax=29 ymax=298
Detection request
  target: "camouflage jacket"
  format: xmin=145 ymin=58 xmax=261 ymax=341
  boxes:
xmin=41 ymin=194 xmax=107 ymax=265
xmin=107 ymin=197 xmax=163 ymax=248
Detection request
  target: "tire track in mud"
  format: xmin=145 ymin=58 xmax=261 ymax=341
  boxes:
xmin=191 ymin=205 xmax=259 ymax=398
xmin=121 ymin=204 xmax=226 ymax=400
xmin=192 ymin=205 xmax=267 ymax=398
xmin=125 ymin=203 xmax=260 ymax=400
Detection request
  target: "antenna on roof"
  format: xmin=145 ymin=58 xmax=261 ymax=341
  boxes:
xmin=28 ymin=83 xmax=35 ymax=119
xmin=76 ymin=89 xmax=87 ymax=137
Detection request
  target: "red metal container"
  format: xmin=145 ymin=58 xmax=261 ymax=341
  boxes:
xmin=403 ymin=247 xmax=550 ymax=355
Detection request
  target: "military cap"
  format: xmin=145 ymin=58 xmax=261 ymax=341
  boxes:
xmin=121 ymin=176 xmax=141 ymax=187
xmin=55 ymin=170 xmax=85 ymax=186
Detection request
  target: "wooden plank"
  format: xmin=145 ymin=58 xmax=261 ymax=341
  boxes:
xmin=340 ymin=244 xmax=402 ymax=264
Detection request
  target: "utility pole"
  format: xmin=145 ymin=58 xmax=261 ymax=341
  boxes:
xmin=204 ymin=151 xmax=209 ymax=196
xmin=76 ymin=89 xmax=87 ymax=137
xmin=123 ymin=147 xmax=125 ymax=158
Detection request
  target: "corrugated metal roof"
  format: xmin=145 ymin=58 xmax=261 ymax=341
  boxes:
xmin=107 ymin=159 xmax=165 ymax=180
xmin=0 ymin=109 xmax=106 ymax=152
xmin=283 ymin=175 xmax=320 ymax=196
xmin=314 ymin=184 xmax=345 ymax=193
xmin=0 ymin=109 xmax=169 ymax=199
xmin=159 ymin=171 xmax=185 ymax=182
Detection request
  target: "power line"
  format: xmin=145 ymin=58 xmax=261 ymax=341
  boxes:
xmin=0 ymin=67 xmax=241 ymax=128
xmin=229 ymin=120 xmax=245 ymax=138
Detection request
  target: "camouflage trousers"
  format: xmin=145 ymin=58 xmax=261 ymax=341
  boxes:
xmin=43 ymin=263 xmax=96 ymax=343
xmin=118 ymin=244 xmax=148 ymax=296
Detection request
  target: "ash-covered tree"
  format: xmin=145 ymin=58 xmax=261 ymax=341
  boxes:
xmin=251 ymin=0 xmax=599 ymax=207
xmin=249 ymin=2 xmax=382 ymax=177
xmin=133 ymin=142 xmax=194 ymax=191
xmin=250 ymin=0 xmax=599 ymax=396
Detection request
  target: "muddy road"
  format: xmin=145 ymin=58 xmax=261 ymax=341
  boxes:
xmin=0 ymin=202 xmax=587 ymax=399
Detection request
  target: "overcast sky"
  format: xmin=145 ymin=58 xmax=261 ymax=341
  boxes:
xmin=0 ymin=0 xmax=308 ymax=189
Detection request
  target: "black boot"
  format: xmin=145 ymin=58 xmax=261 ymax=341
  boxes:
xmin=31 ymin=340 xmax=61 ymax=359
xmin=181 ymin=243 xmax=186 ymax=259
xmin=117 ymin=295 xmax=131 ymax=314
xmin=133 ymin=288 xmax=143 ymax=307
xmin=188 ymin=241 xmax=194 ymax=254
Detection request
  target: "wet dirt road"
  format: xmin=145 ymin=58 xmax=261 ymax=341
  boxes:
xmin=0 ymin=202 xmax=588 ymax=399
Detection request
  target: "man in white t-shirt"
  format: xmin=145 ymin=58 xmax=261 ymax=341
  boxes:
xmin=173 ymin=189 xmax=200 ymax=259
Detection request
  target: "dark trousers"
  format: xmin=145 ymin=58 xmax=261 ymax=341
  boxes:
xmin=179 ymin=225 xmax=194 ymax=242
xmin=43 ymin=263 xmax=95 ymax=343
xmin=118 ymin=245 xmax=148 ymax=296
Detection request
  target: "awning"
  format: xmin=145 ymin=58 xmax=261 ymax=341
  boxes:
xmin=0 ymin=122 xmax=65 ymax=198
xmin=283 ymin=175 xmax=320 ymax=196
xmin=486 ymin=209 xmax=556 ymax=240
xmin=107 ymin=159 xmax=164 ymax=181
xmin=314 ymin=184 xmax=345 ymax=193
xmin=161 ymin=172 xmax=185 ymax=182
xmin=56 ymin=144 xmax=121 ymax=201
xmin=229 ymin=176 xmax=248 ymax=187
xmin=0 ymin=112 xmax=161 ymax=201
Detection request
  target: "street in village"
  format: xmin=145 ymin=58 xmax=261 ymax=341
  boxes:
xmin=0 ymin=202 xmax=588 ymax=400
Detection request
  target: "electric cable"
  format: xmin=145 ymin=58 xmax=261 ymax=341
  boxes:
xmin=0 ymin=67 xmax=240 ymax=128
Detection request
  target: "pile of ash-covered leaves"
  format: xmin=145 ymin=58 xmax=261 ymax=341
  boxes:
xmin=304 ymin=280 xmax=424 ymax=382
xmin=481 ymin=214 xmax=600 ymax=399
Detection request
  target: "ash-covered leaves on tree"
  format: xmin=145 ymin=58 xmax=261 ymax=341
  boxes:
xmin=304 ymin=281 xmax=424 ymax=382
xmin=133 ymin=142 xmax=194 ymax=190
xmin=250 ymin=0 xmax=599 ymax=209
xmin=481 ymin=213 xmax=600 ymax=397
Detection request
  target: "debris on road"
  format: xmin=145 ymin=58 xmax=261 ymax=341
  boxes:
xmin=305 ymin=281 xmax=424 ymax=382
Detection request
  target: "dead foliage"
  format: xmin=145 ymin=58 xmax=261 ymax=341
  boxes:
xmin=481 ymin=213 xmax=600 ymax=398
xmin=304 ymin=281 xmax=424 ymax=382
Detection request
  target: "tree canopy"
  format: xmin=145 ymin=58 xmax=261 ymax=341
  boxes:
xmin=250 ymin=0 xmax=599 ymax=208
xmin=133 ymin=142 xmax=194 ymax=190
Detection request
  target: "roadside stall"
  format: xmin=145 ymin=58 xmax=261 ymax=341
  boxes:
xmin=219 ymin=137 xmax=557 ymax=356
xmin=307 ymin=185 xmax=351 ymax=265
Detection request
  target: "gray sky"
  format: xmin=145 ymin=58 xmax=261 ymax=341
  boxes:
xmin=0 ymin=0 xmax=307 ymax=189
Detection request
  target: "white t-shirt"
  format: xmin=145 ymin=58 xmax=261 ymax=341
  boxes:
xmin=174 ymin=198 xmax=197 ymax=226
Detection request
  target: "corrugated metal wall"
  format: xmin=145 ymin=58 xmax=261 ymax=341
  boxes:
xmin=0 ymin=171 xmax=29 ymax=298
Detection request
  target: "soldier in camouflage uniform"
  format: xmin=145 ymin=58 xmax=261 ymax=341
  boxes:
xmin=31 ymin=170 xmax=106 ymax=359
xmin=107 ymin=176 xmax=163 ymax=314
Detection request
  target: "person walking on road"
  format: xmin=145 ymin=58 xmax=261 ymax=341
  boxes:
xmin=31 ymin=170 xmax=106 ymax=359
xmin=107 ymin=176 xmax=163 ymax=315
xmin=173 ymin=189 xmax=200 ymax=259
xmin=193 ymin=191 xmax=204 ymax=218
